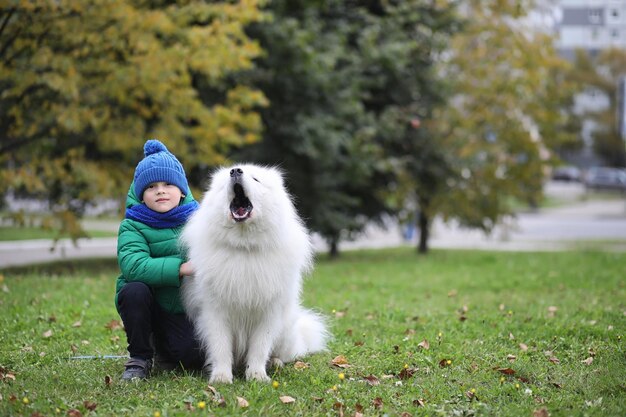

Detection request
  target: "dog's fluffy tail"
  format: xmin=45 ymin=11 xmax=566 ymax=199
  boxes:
xmin=276 ymin=308 xmax=329 ymax=362
xmin=297 ymin=309 xmax=329 ymax=354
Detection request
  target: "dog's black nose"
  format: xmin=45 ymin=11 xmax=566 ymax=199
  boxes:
xmin=230 ymin=168 xmax=243 ymax=178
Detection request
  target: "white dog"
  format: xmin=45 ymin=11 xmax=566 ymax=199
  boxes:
xmin=181 ymin=164 xmax=328 ymax=384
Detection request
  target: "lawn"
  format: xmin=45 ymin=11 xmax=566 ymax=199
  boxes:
xmin=0 ymin=249 xmax=624 ymax=416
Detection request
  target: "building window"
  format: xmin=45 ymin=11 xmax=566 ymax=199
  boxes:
xmin=589 ymin=10 xmax=602 ymax=24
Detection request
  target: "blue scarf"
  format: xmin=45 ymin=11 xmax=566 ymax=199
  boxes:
xmin=125 ymin=201 xmax=199 ymax=229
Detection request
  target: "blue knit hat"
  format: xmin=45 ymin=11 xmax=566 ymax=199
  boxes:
xmin=133 ymin=139 xmax=189 ymax=198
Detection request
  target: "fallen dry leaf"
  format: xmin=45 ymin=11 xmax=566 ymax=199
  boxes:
xmin=547 ymin=306 xmax=558 ymax=317
xmin=507 ymin=354 xmax=517 ymax=362
xmin=237 ymin=396 xmax=249 ymax=408
xmin=72 ymin=321 xmax=82 ymax=328
xmin=413 ymin=399 xmax=425 ymax=407
xmin=519 ymin=343 xmax=529 ymax=351
xmin=279 ymin=395 xmax=296 ymax=404
xmin=0 ymin=366 xmax=16 ymax=382
xmin=548 ymin=356 xmax=560 ymax=364
xmin=363 ymin=375 xmax=380 ymax=386
xmin=417 ymin=339 xmax=430 ymax=350
xmin=331 ymin=355 xmax=350 ymax=368
xmin=104 ymin=375 xmax=112 ymax=387
xmin=67 ymin=409 xmax=83 ymax=417
xmin=294 ymin=361 xmax=309 ymax=370
xmin=206 ymin=385 xmax=218 ymax=396
xmin=83 ymin=401 xmax=97 ymax=411
xmin=447 ymin=289 xmax=457 ymax=297
xmin=104 ymin=319 xmax=123 ymax=331
xmin=438 ymin=359 xmax=452 ymax=368
xmin=372 ymin=397 xmax=383 ymax=409
xmin=42 ymin=330 xmax=53 ymax=338
xmin=399 ymin=367 xmax=417 ymax=380
xmin=533 ymin=407 xmax=550 ymax=417
xmin=495 ymin=367 xmax=516 ymax=375
xmin=582 ymin=357 xmax=593 ymax=366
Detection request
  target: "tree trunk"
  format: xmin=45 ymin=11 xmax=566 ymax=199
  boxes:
xmin=417 ymin=209 xmax=429 ymax=254
xmin=328 ymin=238 xmax=339 ymax=259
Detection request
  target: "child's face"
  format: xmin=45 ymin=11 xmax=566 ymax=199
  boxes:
xmin=142 ymin=182 xmax=184 ymax=213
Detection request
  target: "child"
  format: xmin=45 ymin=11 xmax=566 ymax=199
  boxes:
xmin=115 ymin=139 xmax=203 ymax=380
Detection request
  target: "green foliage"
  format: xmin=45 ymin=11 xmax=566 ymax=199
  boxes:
xmin=413 ymin=0 xmax=581 ymax=249
xmin=1 ymin=249 xmax=624 ymax=416
xmin=0 ymin=0 xmax=268 ymax=238
xmin=569 ymin=48 xmax=626 ymax=167
xmin=237 ymin=0 xmax=459 ymax=256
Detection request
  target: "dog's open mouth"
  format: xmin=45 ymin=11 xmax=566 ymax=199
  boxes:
xmin=230 ymin=183 xmax=253 ymax=222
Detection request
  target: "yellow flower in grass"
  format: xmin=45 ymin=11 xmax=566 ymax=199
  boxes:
xmin=197 ymin=401 xmax=206 ymax=409
xmin=154 ymin=412 xmax=161 ymax=417
xmin=338 ymin=373 xmax=345 ymax=381
xmin=22 ymin=397 xmax=29 ymax=405
xmin=272 ymin=380 xmax=280 ymax=389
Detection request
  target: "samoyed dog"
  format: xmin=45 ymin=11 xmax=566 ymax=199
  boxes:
xmin=181 ymin=164 xmax=328 ymax=384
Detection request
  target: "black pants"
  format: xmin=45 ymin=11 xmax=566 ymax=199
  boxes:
xmin=117 ymin=281 xmax=204 ymax=370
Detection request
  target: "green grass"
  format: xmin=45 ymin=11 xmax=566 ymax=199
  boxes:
xmin=0 ymin=249 xmax=624 ymax=416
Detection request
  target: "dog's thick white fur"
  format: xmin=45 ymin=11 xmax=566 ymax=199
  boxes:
xmin=181 ymin=164 xmax=328 ymax=384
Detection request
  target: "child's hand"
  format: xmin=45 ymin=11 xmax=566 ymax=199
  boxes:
xmin=179 ymin=261 xmax=194 ymax=278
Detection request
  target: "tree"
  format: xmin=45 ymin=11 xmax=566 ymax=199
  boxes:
xmin=236 ymin=0 xmax=459 ymax=257
xmin=405 ymin=0 xmax=580 ymax=252
xmin=236 ymin=1 xmax=397 ymax=257
xmin=569 ymin=48 xmax=626 ymax=167
xmin=0 ymin=0 xmax=267 ymax=239
xmin=355 ymin=0 xmax=459 ymax=254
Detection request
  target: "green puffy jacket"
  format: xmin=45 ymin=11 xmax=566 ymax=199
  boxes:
xmin=115 ymin=182 xmax=195 ymax=314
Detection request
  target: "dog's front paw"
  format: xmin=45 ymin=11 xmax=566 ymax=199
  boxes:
xmin=245 ymin=367 xmax=271 ymax=382
xmin=270 ymin=357 xmax=284 ymax=369
xmin=209 ymin=370 xmax=233 ymax=384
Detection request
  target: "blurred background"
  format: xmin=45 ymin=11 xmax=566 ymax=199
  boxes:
xmin=1 ymin=0 xmax=625 ymax=263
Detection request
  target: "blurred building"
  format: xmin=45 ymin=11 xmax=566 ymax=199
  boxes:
xmin=557 ymin=0 xmax=626 ymax=60
xmin=554 ymin=0 xmax=626 ymax=167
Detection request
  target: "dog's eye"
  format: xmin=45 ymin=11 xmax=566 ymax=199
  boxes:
xmin=253 ymin=177 xmax=260 ymax=183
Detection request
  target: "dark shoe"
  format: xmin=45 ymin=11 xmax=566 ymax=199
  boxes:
xmin=153 ymin=353 xmax=178 ymax=373
xmin=121 ymin=357 xmax=152 ymax=380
